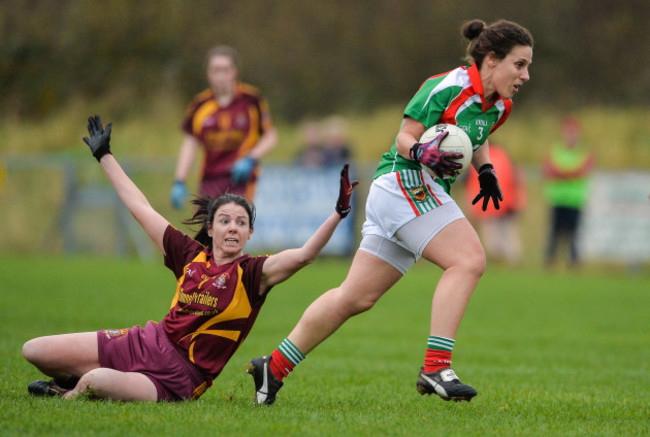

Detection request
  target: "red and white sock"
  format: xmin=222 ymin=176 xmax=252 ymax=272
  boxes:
xmin=423 ymin=335 xmax=454 ymax=373
xmin=269 ymin=338 xmax=305 ymax=381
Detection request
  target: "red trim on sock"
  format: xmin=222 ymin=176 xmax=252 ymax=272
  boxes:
xmin=270 ymin=349 xmax=294 ymax=381
xmin=423 ymin=349 xmax=452 ymax=373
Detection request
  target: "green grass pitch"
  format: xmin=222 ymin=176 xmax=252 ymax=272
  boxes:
xmin=0 ymin=255 xmax=648 ymax=436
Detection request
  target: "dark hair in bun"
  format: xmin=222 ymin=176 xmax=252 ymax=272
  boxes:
xmin=461 ymin=19 xmax=533 ymax=68
xmin=462 ymin=20 xmax=486 ymax=40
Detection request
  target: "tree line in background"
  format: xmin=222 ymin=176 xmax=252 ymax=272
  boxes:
xmin=1 ymin=0 xmax=647 ymax=122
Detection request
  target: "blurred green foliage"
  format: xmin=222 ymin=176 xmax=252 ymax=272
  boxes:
xmin=1 ymin=0 xmax=648 ymax=122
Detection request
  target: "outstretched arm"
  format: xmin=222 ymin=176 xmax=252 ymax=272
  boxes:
xmin=83 ymin=115 xmax=169 ymax=253
xmin=259 ymin=164 xmax=359 ymax=291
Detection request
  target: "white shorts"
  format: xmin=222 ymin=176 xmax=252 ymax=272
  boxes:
xmin=360 ymin=170 xmax=465 ymax=274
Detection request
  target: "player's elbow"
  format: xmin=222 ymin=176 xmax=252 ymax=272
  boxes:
xmin=296 ymin=252 xmax=318 ymax=268
xmin=294 ymin=243 xmax=323 ymax=267
xmin=271 ymin=248 xmax=320 ymax=283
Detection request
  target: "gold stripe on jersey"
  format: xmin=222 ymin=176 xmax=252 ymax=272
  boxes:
xmin=169 ymin=252 xmax=209 ymax=309
xmin=236 ymin=82 xmax=273 ymax=131
xmin=236 ymin=105 xmax=260 ymax=158
xmin=191 ymin=329 xmax=240 ymax=341
xmin=258 ymin=98 xmax=272 ymax=131
xmin=236 ymin=82 xmax=260 ymax=96
xmin=183 ymin=89 xmax=212 ymax=119
xmin=181 ymin=264 xmax=253 ymax=364
xmin=192 ymin=100 xmax=219 ymax=137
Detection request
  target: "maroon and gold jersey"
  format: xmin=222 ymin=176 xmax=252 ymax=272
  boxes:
xmin=160 ymin=225 xmax=270 ymax=382
xmin=181 ymin=83 xmax=273 ymax=181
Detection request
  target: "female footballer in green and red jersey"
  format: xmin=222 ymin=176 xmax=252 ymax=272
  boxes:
xmin=248 ymin=19 xmax=533 ymax=405
xmin=170 ymin=45 xmax=277 ymax=208
xmin=22 ymin=115 xmax=357 ymax=402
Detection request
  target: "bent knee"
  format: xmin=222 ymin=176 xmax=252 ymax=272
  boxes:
xmin=22 ymin=338 xmax=45 ymax=363
xmin=350 ymin=297 xmax=377 ymax=315
xmin=335 ymin=288 xmax=379 ymax=316
xmin=77 ymin=369 xmax=110 ymax=395
xmin=470 ymin=247 xmax=487 ymax=276
xmin=458 ymin=246 xmax=487 ymax=277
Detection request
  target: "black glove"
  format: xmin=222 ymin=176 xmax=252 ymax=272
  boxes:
xmin=335 ymin=163 xmax=359 ymax=218
xmin=82 ymin=114 xmax=112 ymax=162
xmin=472 ymin=163 xmax=503 ymax=211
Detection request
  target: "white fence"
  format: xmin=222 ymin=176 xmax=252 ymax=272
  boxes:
xmin=580 ymin=171 xmax=650 ymax=264
xmin=246 ymin=165 xmax=358 ymax=256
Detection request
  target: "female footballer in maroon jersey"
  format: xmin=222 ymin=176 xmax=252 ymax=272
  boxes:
xmin=170 ymin=45 xmax=278 ymax=208
xmin=22 ymin=115 xmax=358 ymax=402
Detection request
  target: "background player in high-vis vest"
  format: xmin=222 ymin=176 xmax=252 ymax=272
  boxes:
xmin=542 ymin=116 xmax=595 ymax=268
xmin=170 ymin=45 xmax=277 ymax=207
xmin=22 ymin=115 xmax=357 ymax=402
xmin=248 ymin=19 xmax=533 ymax=404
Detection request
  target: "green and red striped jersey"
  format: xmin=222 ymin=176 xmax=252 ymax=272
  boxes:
xmin=375 ymin=63 xmax=513 ymax=186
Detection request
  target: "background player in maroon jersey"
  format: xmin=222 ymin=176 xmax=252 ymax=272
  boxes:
xmin=171 ymin=45 xmax=277 ymax=207
xmin=22 ymin=115 xmax=357 ymax=402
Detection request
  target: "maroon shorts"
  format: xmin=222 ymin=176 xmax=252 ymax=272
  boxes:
xmin=97 ymin=321 xmax=209 ymax=402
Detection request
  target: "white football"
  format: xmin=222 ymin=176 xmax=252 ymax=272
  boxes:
xmin=418 ymin=123 xmax=473 ymax=179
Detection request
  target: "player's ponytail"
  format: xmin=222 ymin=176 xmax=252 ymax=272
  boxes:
xmin=183 ymin=196 xmax=213 ymax=248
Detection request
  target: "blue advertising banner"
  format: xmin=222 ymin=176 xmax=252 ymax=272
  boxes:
xmin=246 ymin=164 xmax=357 ymax=256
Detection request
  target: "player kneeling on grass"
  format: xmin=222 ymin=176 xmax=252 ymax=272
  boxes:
xmin=21 ymin=114 xmax=358 ymax=402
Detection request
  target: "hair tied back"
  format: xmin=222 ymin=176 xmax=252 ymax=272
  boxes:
xmin=463 ymin=19 xmax=486 ymax=40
